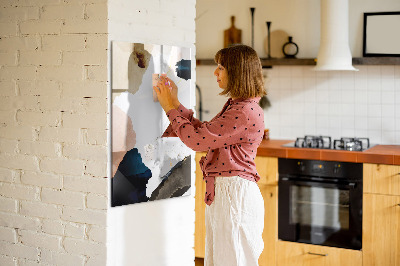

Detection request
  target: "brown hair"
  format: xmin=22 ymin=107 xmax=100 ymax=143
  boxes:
xmin=214 ymin=44 xmax=266 ymax=99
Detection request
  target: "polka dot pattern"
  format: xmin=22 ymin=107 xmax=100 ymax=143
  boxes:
xmin=161 ymin=97 xmax=265 ymax=206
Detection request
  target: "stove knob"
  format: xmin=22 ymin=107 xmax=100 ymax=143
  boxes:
xmin=334 ymin=164 xmax=341 ymax=174
xmin=298 ymin=161 xmax=305 ymax=171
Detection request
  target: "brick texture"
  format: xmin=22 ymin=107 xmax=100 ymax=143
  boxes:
xmin=19 ymin=229 xmax=61 ymax=251
xmin=0 ymin=226 xmax=17 ymax=243
xmin=0 ymin=0 xmax=197 ymax=264
xmin=41 ymin=219 xmax=64 ymax=236
xmin=63 ymin=237 xmax=106 ymax=257
xmin=61 ymin=207 xmax=106 ymax=226
xmin=40 ymin=249 xmax=85 ymax=266
xmin=0 ymin=1 xmax=108 ymax=265
xmin=64 ymin=222 xmax=85 ymax=239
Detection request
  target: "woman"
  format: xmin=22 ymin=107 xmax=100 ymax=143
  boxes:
xmin=154 ymin=44 xmax=266 ymax=266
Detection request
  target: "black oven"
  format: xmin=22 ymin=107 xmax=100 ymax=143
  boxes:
xmin=278 ymin=158 xmax=363 ymax=250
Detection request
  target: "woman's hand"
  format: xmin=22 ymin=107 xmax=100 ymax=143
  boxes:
xmin=165 ymin=77 xmax=180 ymax=108
xmin=153 ymin=76 xmax=175 ymax=113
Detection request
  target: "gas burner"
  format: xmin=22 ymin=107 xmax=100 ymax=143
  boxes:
xmin=295 ymin=135 xmax=332 ymax=149
xmin=283 ymin=136 xmax=372 ymax=151
xmin=333 ymin=137 xmax=370 ymax=151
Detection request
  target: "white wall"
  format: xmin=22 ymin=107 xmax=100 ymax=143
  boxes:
xmin=107 ymin=1 xmax=196 ymax=266
xmin=196 ymin=0 xmax=400 ymax=58
xmin=196 ymin=0 xmax=400 ymax=145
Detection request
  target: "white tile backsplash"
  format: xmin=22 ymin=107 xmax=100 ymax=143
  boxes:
xmin=381 ymin=66 xmax=395 ymax=77
xmin=396 ymin=105 xmax=400 ymax=118
xmin=316 ymin=89 xmax=329 ymax=103
xmin=304 ymin=102 xmax=316 ymax=115
xmin=341 ymin=104 xmax=355 ymax=116
xmin=382 ymin=117 xmax=396 ymax=131
xmin=383 ymin=131 xmax=396 ymax=144
xmin=382 ymin=105 xmax=395 ymax=118
xmin=355 ymin=104 xmax=368 ymax=117
xmin=367 ymin=77 xmax=381 ymax=91
xmin=368 ymin=117 xmax=381 ymax=131
xmin=316 ymin=116 xmax=330 ymax=129
xmin=395 ymin=66 xmax=400 ymax=78
xmin=341 ymin=89 xmax=355 ymax=104
xmin=367 ymin=91 xmax=381 ymax=105
xmin=196 ymin=65 xmax=400 ymax=144
xmin=355 ymin=117 xmax=368 ymax=130
xmin=396 ymin=88 xmax=400 ymax=104
xmin=382 ymin=90 xmax=395 ymax=104
xmin=342 ymin=116 xmax=355 ymax=129
xmin=382 ymin=78 xmax=395 ymax=91
xmin=316 ymin=103 xmax=330 ymax=116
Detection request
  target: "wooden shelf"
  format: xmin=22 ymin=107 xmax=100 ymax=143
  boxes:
xmin=260 ymin=58 xmax=316 ymax=66
xmin=196 ymin=57 xmax=400 ymax=67
xmin=196 ymin=58 xmax=315 ymax=67
xmin=352 ymin=57 xmax=400 ymax=65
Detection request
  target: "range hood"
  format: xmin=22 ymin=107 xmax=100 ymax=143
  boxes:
xmin=314 ymin=0 xmax=358 ymax=71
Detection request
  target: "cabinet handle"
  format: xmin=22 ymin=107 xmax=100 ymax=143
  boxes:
xmin=307 ymin=252 xmax=328 ymax=257
xmin=397 ymin=204 xmax=400 ymax=207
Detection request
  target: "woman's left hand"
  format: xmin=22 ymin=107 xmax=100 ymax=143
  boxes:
xmin=153 ymin=76 xmax=175 ymax=113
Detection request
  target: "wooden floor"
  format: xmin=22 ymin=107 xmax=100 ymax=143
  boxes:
xmin=195 ymin=257 xmax=204 ymax=266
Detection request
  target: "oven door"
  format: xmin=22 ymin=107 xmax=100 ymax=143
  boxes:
xmin=278 ymin=176 xmax=362 ymax=250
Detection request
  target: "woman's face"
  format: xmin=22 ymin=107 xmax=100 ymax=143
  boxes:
xmin=214 ymin=64 xmax=228 ymax=89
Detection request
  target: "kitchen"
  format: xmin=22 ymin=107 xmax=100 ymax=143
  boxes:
xmin=195 ymin=0 xmax=400 ymax=265
xmin=0 ymin=0 xmax=398 ymax=265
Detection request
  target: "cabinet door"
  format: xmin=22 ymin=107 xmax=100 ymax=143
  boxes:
xmin=363 ymin=193 xmax=400 ymax=266
xmin=195 ymin=152 xmax=207 ymax=258
xmin=277 ymin=241 xmax=362 ymax=266
xmin=255 ymin=156 xmax=278 ymax=186
xmin=364 ymin=164 xmax=400 ymax=196
xmin=259 ymin=185 xmax=278 ymax=266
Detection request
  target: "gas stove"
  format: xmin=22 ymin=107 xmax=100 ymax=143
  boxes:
xmin=283 ymin=135 xmax=373 ymax=151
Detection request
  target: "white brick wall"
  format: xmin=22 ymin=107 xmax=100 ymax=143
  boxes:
xmin=0 ymin=0 xmax=108 ymax=265
xmin=64 ymin=222 xmax=85 ymax=239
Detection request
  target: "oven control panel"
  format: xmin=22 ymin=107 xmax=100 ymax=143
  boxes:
xmin=280 ymin=158 xmax=362 ymax=180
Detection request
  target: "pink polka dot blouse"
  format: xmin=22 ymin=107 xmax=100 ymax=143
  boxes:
xmin=162 ymin=97 xmax=265 ymax=205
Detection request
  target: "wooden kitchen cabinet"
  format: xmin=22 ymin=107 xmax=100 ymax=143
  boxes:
xmin=258 ymin=184 xmax=278 ymax=266
xmin=255 ymin=156 xmax=279 ymax=266
xmin=364 ymin=163 xmax=400 ymax=196
xmin=363 ymin=193 xmax=400 ymax=266
xmin=363 ymin=166 xmax=400 ymax=266
xmin=255 ymin=156 xmax=278 ymax=186
xmin=276 ymin=241 xmax=362 ymax=266
xmin=195 ymin=152 xmax=207 ymax=258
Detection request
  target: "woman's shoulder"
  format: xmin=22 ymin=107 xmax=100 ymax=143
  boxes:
xmin=233 ymin=97 xmax=262 ymax=110
xmin=225 ymin=99 xmax=262 ymax=123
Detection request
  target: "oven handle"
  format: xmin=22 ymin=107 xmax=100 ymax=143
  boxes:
xmin=280 ymin=177 xmax=357 ymax=189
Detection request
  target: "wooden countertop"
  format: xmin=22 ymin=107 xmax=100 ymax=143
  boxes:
xmin=257 ymin=139 xmax=400 ymax=165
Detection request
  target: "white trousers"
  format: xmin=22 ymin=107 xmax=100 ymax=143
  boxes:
xmin=205 ymin=176 xmax=264 ymax=266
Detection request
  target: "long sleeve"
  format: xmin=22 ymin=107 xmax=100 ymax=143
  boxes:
xmin=161 ymin=103 xmax=202 ymax=138
xmin=165 ymin=105 xmax=249 ymax=152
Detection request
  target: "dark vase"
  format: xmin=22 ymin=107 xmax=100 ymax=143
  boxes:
xmin=282 ymin=36 xmax=299 ymax=58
